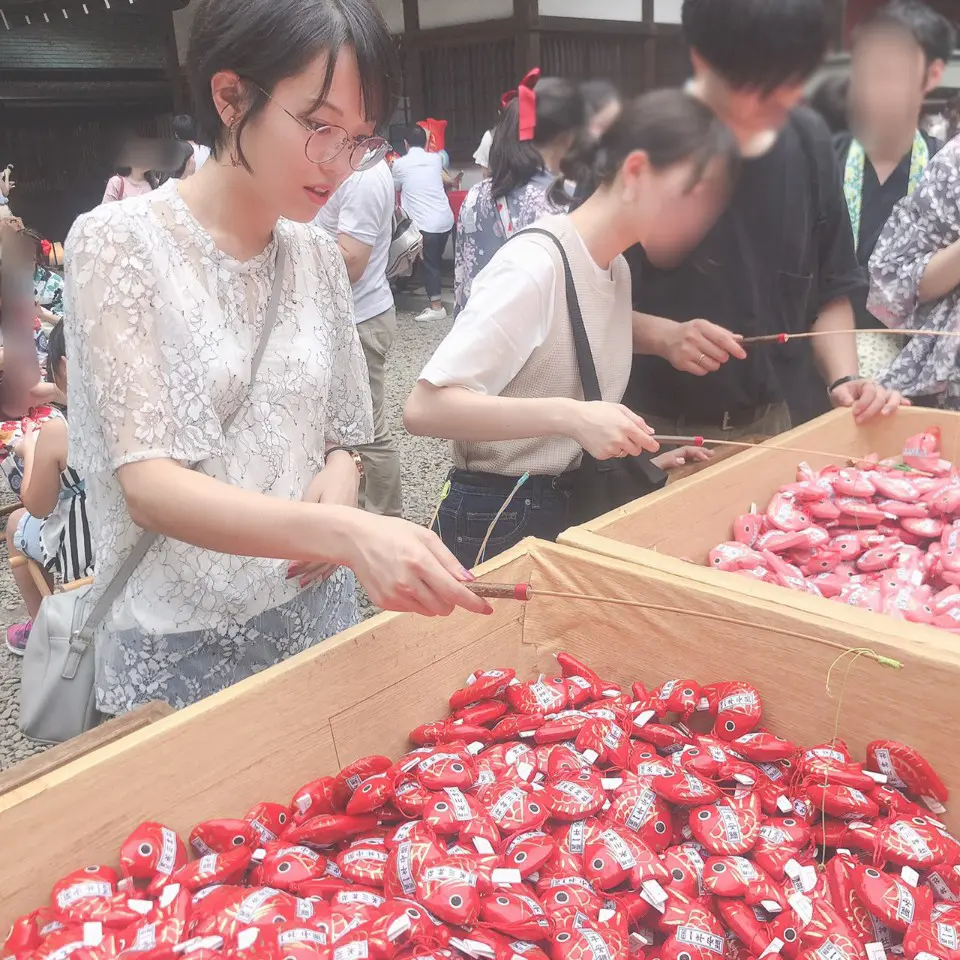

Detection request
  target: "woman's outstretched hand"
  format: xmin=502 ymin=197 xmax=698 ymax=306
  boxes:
xmin=335 ymin=511 xmax=495 ymax=618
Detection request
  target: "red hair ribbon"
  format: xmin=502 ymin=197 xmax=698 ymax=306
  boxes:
xmin=40 ymin=239 xmax=52 ymax=257
xmin=501 ymin=67 xmax=541 ymax=142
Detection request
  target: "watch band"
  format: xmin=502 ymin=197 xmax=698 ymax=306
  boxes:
xmin=828 ymin=375 xmax=859 ymax=394
xmin=327 ymin=446 xmax=364 ymax=480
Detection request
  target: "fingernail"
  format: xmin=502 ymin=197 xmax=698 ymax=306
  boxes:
xmin=461 ymin=568 xmax=477 ymax=581
xmin=285 ymin=569 xmax=298 ymax=580
xmin=483 ymin=603 xmax=494 ymax=615
xmin=299 ymin=578 xmax=309 ymax=588
xmin=676 ymin=459 xmax=685 ymax=466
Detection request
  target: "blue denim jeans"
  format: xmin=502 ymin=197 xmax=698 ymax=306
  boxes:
xmin=433 ymin=470 xmax=574 ymax=570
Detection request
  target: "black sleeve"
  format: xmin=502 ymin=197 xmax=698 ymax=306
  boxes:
xmin=796 ymin=108 xmax=868 ymax=316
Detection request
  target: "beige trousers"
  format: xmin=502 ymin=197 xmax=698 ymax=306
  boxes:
xmin=356 ymin=307 xmax=403 ymax=518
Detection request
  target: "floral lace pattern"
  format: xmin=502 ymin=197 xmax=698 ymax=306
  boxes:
xmin=868 ymin=137 xmax=960 ymax=407
xmin=64 ymin=181 xmax=373 ymax=715
xmin=454 ymin=171 xmax=561 ymax=316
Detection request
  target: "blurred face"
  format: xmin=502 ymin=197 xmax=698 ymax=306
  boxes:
xmin=213 ymin=46 xmax=376 ymax=223
xmin=850 ymin=27 xmax=931 ymax=144
xmin=623 ymin=153 xmax=734 ymax=269
xmin=691 ymin=53 xmax=806 ymax=150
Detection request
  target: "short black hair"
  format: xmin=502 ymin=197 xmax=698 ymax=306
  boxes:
xmin=187 ymin=0 xmax=399 ymax=169
xmin=580 ymin=79 xmax=620 ymax=119
xmin=858 ymin=1 xmax=956 ymax=68
xmin=682 ymin=0 xmax=829 ymax=92
xmin=406 ymin=125 xmax=428 ymax=148
xmin=173 ymin=114 xmax=196 ymax=141
xmin=46 ymin=320 xmax=66 ymax=385
xmin=807 ymin=75 xmax=850 ymax=135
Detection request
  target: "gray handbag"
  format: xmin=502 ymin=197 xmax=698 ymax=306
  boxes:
xmin=19 ymin=237 xmax=287 ymax=744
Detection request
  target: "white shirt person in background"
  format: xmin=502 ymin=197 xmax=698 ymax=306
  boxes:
xmin=316 ymin=159 xmax=403 ymax=517
xmin=391 ymin=125 xmax=457 ymax=322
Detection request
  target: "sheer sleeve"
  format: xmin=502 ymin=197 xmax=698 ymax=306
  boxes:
xmin=868 ymin=142 xmax=960 ymax=329
xmin=314 ymin=235 xmax=373 ymax=452
xmin=63 ymin=205 xmax=226 ymax=477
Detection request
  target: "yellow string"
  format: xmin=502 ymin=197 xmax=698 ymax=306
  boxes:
xmin=525 ymin=586 xmax=904 ymax=672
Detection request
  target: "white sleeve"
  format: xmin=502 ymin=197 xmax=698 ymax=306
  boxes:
xmin=473 ymin=130 xmax=493 ymax=168
xmin=334 ymin=175 xmax=384 ymax=247
xmin=419 ymin=238 xmax=558 ymax=396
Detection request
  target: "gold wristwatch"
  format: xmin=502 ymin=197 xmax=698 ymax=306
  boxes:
xmin=328 ymin=446 xmax=364 ymax=480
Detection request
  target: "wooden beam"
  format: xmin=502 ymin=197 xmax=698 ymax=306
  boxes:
xmin=536 ymin=16 xmax=673 ymax=36
xmin=400 ymin=19 xmax=516 ymax=49
xmin=514 ymin=0 xmax=539 ymax=78
xmin=402 ymin=0 xmax=419 ymax=32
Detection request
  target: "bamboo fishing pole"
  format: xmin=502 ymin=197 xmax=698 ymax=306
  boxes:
xmin=741 ymin=329 xmax=960 ymax=345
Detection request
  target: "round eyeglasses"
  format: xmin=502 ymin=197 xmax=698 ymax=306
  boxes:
xmin=251 ymin=82 xmax=390 ymax=172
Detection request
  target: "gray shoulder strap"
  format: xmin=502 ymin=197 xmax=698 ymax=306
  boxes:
xmin=75 ymin=234 xmax=288 ymax=643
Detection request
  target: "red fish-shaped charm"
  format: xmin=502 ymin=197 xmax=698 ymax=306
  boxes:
xmin=245 ymin=801 xmax=293 ymax=844
xmin=480 ymin=891 xmax=554 ymax=940
xmin=866 ymin=740 xmax=949 ymax=807
xmin=541 ymin=771 xmax=607 ymax=821
xmin=854 ymin=864 xmax=934 ymax=933
xmin=712 ymin=682 xmax=762 ymax=740
xmin=448 ymin=669 xmax=516 ymax=710
xmin=416 ymin=862 xmax=482 ymax=926
xmin=190 ymin=818 xmax=260 ymax=857
xmin=119 ymin=822 xmax=187 ymax=893
xmin=171 ymin=846 xmax=254 ymax=893
xmin=904 ymin=427 xmax=942 ymax=472
xmin=688 ymin=794 xmax=761 ymax=855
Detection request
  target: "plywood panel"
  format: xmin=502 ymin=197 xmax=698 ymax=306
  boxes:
xmin=522 ymin=543 xmax=960 ymax=832
xmin=330 ymin=622 xmax=535 ymax=766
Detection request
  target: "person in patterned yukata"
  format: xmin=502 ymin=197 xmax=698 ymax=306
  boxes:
xmin=454 ymin=73 xmax=585 ymax=318
xmin=835 ymin=1 xmax=953 ymax=380
xmin=869 ymin=137 xmax=960 ymax=409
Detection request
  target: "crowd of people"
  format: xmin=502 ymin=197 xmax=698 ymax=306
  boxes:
xmin=0 ymin=0 xmax=958 ymax=729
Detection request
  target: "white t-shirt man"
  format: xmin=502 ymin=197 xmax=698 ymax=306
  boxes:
xmin=391 ymin=147 xmax=454 ymax=235
xmin=316 ymin=161 xmax=395 ymax=323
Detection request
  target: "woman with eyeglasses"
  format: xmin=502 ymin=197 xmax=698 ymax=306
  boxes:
xmin=63 ymin=0 xmax=492 ymax=719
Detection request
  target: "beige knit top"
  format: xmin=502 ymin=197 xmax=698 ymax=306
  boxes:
xmin=452 ymin=215 xmax=633 ymax=477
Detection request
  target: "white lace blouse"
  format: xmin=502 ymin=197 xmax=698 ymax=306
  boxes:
xmin=64 ymin=181 xmax=373 ymax=715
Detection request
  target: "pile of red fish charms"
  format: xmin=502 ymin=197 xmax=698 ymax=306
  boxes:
xmin=707 ymin=427 xmax=960 ymax=629
xmin=6 ymin=657 xmax=960 ymax=960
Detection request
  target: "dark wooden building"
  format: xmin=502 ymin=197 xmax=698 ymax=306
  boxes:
xmin=396 ymin=0 xmax=690 ymax=159
xmin=0 ymin=0 xmax=185 ymax=240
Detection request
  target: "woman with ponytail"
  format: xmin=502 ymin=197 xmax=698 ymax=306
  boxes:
xmin=405 ymin=90 xmax=740 ymax=568
xmin=453 ymin=70 xmax=584 ymax=317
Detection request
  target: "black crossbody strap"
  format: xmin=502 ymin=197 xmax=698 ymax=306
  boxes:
xmin=522 ymin=227 xmax=603 ymax=403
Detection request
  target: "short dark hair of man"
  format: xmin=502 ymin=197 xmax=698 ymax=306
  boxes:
xmin=859 ymin=1 xmax=956 ymax=68
xmin=682 ymin=0 xmax=829 ymax=92
xmin=172 ymin=114 xmax=196 ymax=142
xmin=406 ymin=125 xmax=428 ymax=149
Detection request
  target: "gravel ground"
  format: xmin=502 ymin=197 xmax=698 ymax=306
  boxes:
xmin=0 ymin=304 xmax=454 ymax=772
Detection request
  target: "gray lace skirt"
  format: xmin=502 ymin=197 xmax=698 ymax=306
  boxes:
xmin=95 ymin=568 xmax=359 ymax=716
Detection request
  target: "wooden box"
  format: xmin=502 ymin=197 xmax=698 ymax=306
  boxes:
xmin=561 ymin=407 xmax=960 ymax=644
xmin=3 ymin=537 xmax=960 ymax=927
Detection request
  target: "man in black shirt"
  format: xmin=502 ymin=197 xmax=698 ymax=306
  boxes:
xmin=627 ymin=0 xmax=906 ymax=436
xmin=835 ymin=1 xmax=953 ymax=377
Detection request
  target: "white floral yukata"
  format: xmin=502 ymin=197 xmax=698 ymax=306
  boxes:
xmin=64 ymin=181 xmax=374 ymax=716
xmin=869 ymin=137 xmax=960 ymax=407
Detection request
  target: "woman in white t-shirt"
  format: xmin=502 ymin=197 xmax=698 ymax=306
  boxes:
xmin=405 ymin=91 xmax=740 ymax=568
